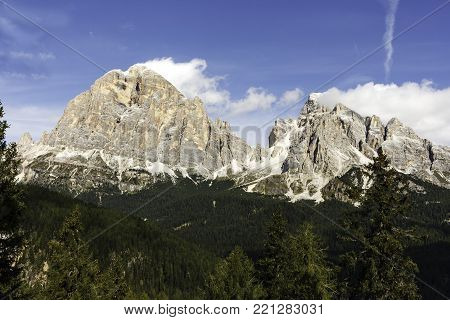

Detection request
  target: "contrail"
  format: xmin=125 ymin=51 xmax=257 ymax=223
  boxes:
xmin=383 ymin=0 xmax=400 ymax=81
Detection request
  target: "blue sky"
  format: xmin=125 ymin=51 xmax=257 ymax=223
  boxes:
xmin=1 ymin=0 xmax=449 ymax=145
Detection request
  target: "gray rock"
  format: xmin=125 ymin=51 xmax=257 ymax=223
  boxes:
xmin=17 ymin=65 xmax=255 ymax=194
xmin=17 ymin=68 xmax=450 ymax=201
xmin=252 ymin=95 xmax=450 ymax=201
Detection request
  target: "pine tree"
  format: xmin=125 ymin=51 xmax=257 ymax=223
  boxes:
xmin=0 ymin=101 xmax=24 ymax=298
xmin=40 ymin=207 xmax=103 ymax=299
xmin=205 ymin=246 xmax=265 ymax=299
xmin=258 ymin=211 xmax=289 ymax=298
xmin=99 ymin=253 xmax=130 ymax=299
xmin=259 ymin=214 xmax=335 ymax=299
xmin=340 ymin=148 xmax=420 ymax=299
xmin=284 ymin=223 xmax=336 ymax=299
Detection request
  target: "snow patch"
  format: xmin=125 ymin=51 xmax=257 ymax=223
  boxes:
xmin=146 ymin=160 xmax=177 ymax=178
xmin=230 ymin=159 xmax=242 ymax=174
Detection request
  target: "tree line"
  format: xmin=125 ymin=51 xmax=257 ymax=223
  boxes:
xmin=204 ymin=151 xmax=421 ymax=299
xmin=0 ymin=102 xmax=428 ymax=299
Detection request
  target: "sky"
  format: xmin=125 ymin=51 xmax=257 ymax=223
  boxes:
xmin=0 ymin=0 xmax=449 ymax=146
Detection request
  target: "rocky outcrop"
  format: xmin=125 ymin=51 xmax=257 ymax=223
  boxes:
xmin=245 ymin=95 xmax=450 ymax=201
xmin=17 ymin=65 xmax=256 ymax=194
xmin=17 ymin=65 xmax=450 ymax=201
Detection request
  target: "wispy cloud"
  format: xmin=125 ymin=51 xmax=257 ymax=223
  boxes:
xmin=383 ymin=0 xmax=400 ymax=81
xmin=120 ymin=22 xmax=135 ymax=31
xmin=8 ymin=50 xmax=55 ymax=61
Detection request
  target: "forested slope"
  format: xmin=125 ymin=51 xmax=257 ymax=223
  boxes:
xmin=21 ymin=175 xmax=450 ymax=299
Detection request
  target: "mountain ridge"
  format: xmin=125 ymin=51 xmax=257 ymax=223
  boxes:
xmin=17 ymin=63 xmax=450 ymax=201
xmin=244 ymin=96 xmax=450 ymax=201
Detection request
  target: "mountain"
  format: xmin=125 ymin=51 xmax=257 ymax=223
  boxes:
xmin=244 ymin=94 xmax=450 ymax=201
xmin=12 ymin=64 xmax=450 ymax=299
xmin=17 ymin=64 xmax=450 ymax=200
xmin=17 ymin=64 xmax=257 ymax=195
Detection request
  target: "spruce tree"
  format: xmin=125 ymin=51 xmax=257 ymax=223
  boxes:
xmin=259 ymin=214 xmax=335 ymax=299
xmin=340 ymin=148 xmax=420 ymax=299
xmin=99 ymin=253 xmax=130 ymax=299
xmin=258 ymin=211 xmax=289 ymax=298
xmin=205 ymin=246 xmax=265 ymax=299
xmin=40 ymin=207 xmax=103 ymax=299
xmin=284 ymin=223 xmax=336 ymax=299
xmin=0 ymin=101 xmax=23 ymax=298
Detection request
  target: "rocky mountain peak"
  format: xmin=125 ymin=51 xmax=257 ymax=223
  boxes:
xmin=17 ymin=65 xmax=256 ymax=194
xmin=385 ymin=117 xmax=422 ymax=141
xmin=18 ymin=132 xmax=33 ymax=146
xmin=248 ymin=99 xmax=450 ymax=201
xmin=16 ymin=67 xmax=450 ymax=202
xmin=332 ymin=103 xmax=351 ymax=114
xmin=213 ymin=119 xmax=231 ymax=131
xmin=300 ymin=93 xmax=329 ymax=115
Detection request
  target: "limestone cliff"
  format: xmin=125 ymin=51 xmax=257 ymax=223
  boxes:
xmin=246 ymin=95 xmax=450 ymax=201
xmin=17 ymin=66 xmax=450 ymax=201
xmin=17 ymin=65 xmax=255 ymax=194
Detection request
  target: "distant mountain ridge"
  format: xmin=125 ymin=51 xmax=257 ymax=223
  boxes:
xmin=17 ymin=64 xmax=450 ymax=201
xmin=242 ymin=95 xmax=450 ymax=201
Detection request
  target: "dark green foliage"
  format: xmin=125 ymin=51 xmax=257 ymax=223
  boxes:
xmin=205 ymin=246 xmax=264 ymax=299
xmin=18 ymin=164 xmax=450 ymax=299
xmin=258 ymin=212 xmax=289 ymax=298
xmin=407 ymin=242 xmax=450 ymax=299
xmin=21 ymin=185 xmax=215 ymax=299
xmin=94 ymin=179 xmax=351 ymax=258
xmin=81 ymin=174 xmax=450 ymax=299
xmin=0 ymin=102 xmax=23 ymax=298
xmin=285 ymin=223 xmax=336 ymax=299
xmin=259 ymin=213 xmax=335 ymax=299
xmin=340 ymin=149 xmax=420 ymax=299
xmin=99 ymin=253 xmax=131 ymax=299
xmin=38 ymin=207 xmax=106 ymax=299
xmin=35 ymin=207 xmax=130 ymax=299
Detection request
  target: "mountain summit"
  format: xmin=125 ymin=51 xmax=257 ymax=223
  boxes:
xmin=245 ymin=96 xmax=450 ymax=201
xmin=17 ymin=65 xmax=450 ymax=200
xmin=17 ymin=64 xmax=256 ymax=194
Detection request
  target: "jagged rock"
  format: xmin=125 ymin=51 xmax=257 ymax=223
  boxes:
xmin=255 ymin=95 xmax=450 ymax=201
xmin=17 ymin=65 xmax=256 ymax=194
xmin=17 ymin=132 xmax=33 ymax=153
xmin=16 ymin=66 xmax=450 ymax=201
xmin=364 ymin=115 xmax=384 ymax=152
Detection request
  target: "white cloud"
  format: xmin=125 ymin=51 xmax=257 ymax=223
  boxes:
xmin=0 ymin=71 xmax=27 ymax=80
xmin=138 ymin=57 xmax=302 ymax=116
xmin=141 ymin=58 xmax=229 ymax=107
xmin=120 ymin=22 xmax=135 ymax=31
xmin=315 ymin=81 xmax=450 ymax=146
xmin=383 ymin=0 xmax=400 ymax=80
xmin=229 ymin=87 xmax=276 ymax=115
xmin=277 ymin=88 xmax=304 ymax=107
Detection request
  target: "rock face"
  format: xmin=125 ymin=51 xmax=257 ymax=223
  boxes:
xmin=246 ymin=95 xmax=450 ymax=201
xmin=17 ymin=65 xmax=450 ymax=200
xmin=17 ymin=65 xmax=255 ymax=194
